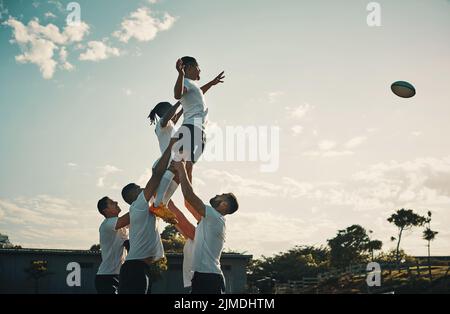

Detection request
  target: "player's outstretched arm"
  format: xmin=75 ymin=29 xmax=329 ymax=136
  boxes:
xmin=184 ymin=200 xmax=202 ymax=223
xmin=115 ymin=212 xmax=130 ymax=230
xmin=143 ymin=138 xmax=176 ymax=202
xmin=172 ymin=160 xmax=206 ymax=217
xmin=168 ymin=200 xmax=195 ymax=240
xmin=172 ymin=108 xmax=184 ymax=125
xmin=201 ymin=71 xmax=225 ymax=94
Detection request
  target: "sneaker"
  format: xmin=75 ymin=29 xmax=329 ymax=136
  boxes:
xmin=149 ymin=203 xmax=178 ymax=225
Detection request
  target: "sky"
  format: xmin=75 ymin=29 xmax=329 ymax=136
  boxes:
xmin=0 ymin=0 xmax=449 ymax=258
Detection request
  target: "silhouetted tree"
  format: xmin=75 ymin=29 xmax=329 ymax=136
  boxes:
xmin=376 ymin=249 xmax=415 ymax=264
xmin=161 ymin=225 xmax=185 ymax=253
xmin=0 ymin=233 xmax=12 ymax=248
xmin=247 ymin=245 xmax=330 ymax=289
xmin=0 ymin=233 xmax=21 ymax=249
xmin=328 ymin=225 xmax=378 ymax=268
xmin=367 ymin=230 xmax=383 ymax=261
xmin=387 ymin=209 xmax=426 ymax=268
xmin=423 ymin=211 xmax=438 ymax=279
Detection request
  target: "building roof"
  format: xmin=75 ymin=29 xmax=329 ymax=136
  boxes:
xmin=0 ymin=248 xmax=252 ymax=260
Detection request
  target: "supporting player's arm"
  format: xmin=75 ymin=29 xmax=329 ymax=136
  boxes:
xmin=172 ymin=108 xmax=184 ymax=125
xmin=201 ymin=71 xmax=225 ymax=94
xmin=172 ymin=160 xmax=206 ymax=217
xmin=143 ymin=138 xmax=176 ymax=202
xmin=115 ymin=212 xmax=130 ymax=230
xmin=160 ymin=101 xmax=182 ymax=128
xmin=168 ymin=200 xmax=195 ymax=240
xmin=184 ymin=200 xmax=202 ymax=223
xmin=174 ymin=59 xmax=186 ymax=100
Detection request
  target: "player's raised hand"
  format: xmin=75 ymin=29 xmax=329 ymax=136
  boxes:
xmin=171 ymin=159 xmax=186 ymax=173
xmin=176 ymin=59 xmax=185 ymax=75
xmin=211 ymin=71 xmax=225 ymax=85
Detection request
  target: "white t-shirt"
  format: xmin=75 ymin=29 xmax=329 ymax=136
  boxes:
xmin=181 ymin=78 xmax=208 ymax=129
xmin=126 ymin=192 xmax=164 ymax=261
xmin=155 ymin=119 xmax=176 ymax=154
xmin=97 ymin=217 xmax=129 ymax=275
xmin=183 ymin=238 xmax=195 ymax=288
xmin=192 ymin=205 xmax=226 ymax=275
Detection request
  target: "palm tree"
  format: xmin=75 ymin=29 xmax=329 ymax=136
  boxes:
xmin=367 ymin=230 xmax=382 ymax=261
xmin=423 ymin=211 xmax=438 ymax=280
xmin=367 ymin=240 xmax=383 ymax=261
xmin=387 ymin=208 xmax=427 ymax=269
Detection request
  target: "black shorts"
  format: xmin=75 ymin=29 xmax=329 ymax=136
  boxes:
xmin=118 ymin=260 xmax=152 ymax=294
xmin=174 ymin=124 xmax=206 ymax=164
xmin=191 ymin=272 xmax=226 ymax=294
xmin=95 ymin=274 xmax=119 ymax=294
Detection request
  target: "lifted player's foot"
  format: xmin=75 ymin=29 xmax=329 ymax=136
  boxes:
xmin=149 ymin=203 xmax=178 ymax=225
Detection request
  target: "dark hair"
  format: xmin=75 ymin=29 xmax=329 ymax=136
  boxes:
xmin=97 ymin=196 xmax=109 ymax=217
xmin=181 ymin=56 xmax=198 ymax=68
xmin=148 ymin=102 xmax=172 ymax=125
xmin=122 ymin=183 xmax=137 ymax=205
xmin=226 ymin=193 xmax=239 ymax=215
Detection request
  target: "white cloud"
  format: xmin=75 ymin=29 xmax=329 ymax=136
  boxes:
xmin=326 ymin=156 xmax=450 ymax=212
xmin=281 ymin=177 xmax=316 ymax=198
xmin=15 ymin=38 xmax=58 ymax=79
xmin=113 ymin=7 xmax=176 ymax=43
xmin=48 ymin=0 xmax=64 ymax=13
xmin=63 ymin=22 xmax=90 ymax=43
xmin=3 ymin=156 xmax=450 ymax=255
xmin=301 ymin=140 xmax=355 ymax=157
xmin=291 ymin=125 xmax=303 ymax=136
xmin=0 ymin=196 xmax=100 ymax=249
xmin=225 ymin=211 xmax=327 ymax=257
xmin=268 ymin=91 xmax=284 ymax=103
xmin=199 ymin=169 xmax=337 ymax=201
xmin=202 ymin=169 xmax=283 ymax=197
xmin=79 ymin=41 xmax=120 ymax=61
xmin=44 ymin=12 xmax=56 ymax=19
xmin=220 ymin=156 xmax=450 ymax=255
xmin=322 ymin=150 xmax=354 ymax=157
xmin=302 ymin=150 xmax=354 ymax=158
xmin=291 ymin=103 xmax=312 ymax=119
xmin=99 ymin=164 xmax=122 ymax=175
xmin=307 ymin=156 xmax=450 ymax=255
xmin=67 ymin=162 xmax=78 ymax=167
xmin=345 ymin=136 xmax=367 ymax=149
xmin=136 ymin=168 xmax=153 ymax=187
xmin=59 ymin=46 xmax=73 ymax=70
xmin=318 ymin=140 xmax=336 ymax=151
xmin=5 ymin=17 xmax=89 ymax=78
xmin=97 ymin=165 xmax=123 ymax=189
xmin=411 ymin=131 xmax=422 ymax=137
xmin=97 ymin=177 xmax=105 ymax=188
xmin=19 ymin=18 xmax=89 ymax=45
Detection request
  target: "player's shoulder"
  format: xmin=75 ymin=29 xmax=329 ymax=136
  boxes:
xmin=100 ymin=217 xmax=118 ymax=232
xmin=205 ymin=205 xmax=225 ymax=221
xmin=130 ymin=191 xmax=149 ymax=211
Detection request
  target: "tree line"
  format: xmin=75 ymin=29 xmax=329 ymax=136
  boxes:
xmin=247 ymin=208 xmax=439 ymax=291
